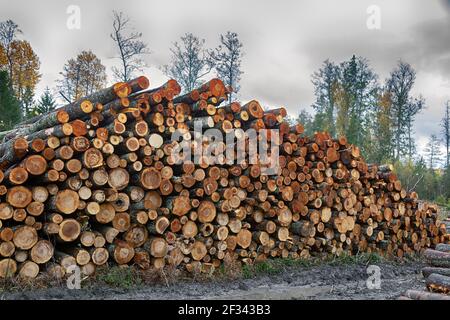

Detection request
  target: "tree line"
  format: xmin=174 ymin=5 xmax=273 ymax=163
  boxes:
xmin=291 ymin=56 xmax=449 ymax=203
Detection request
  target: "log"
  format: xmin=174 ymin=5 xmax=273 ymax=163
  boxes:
xmin=236 ymin=229 xmax=252 ymax=249
xmin=112 ymin=212 xmax=131 ymax=232
xmin=3 ymin=78 xmax=145 ymax=142
xmin=13 ymin=226 xmax=38 ymax=250
xmin=403 ymin=289 xmax=450 ymax=300
xmin=80 ymin=231 xmax=96 ymax=247
xmin=424 ymin=249 xmax=450 ymax=268
xmin=426 ymin=273 xmax=450 ymax=293
xmin=81 ymin=262 xmax=96 ymax=276
xmin=133 ymin=249 xmax=150 ymax=269
xmin=0 ymin=241 xmax=15 ymax=257
xmin=30 ymin=240 xmax=54 ymax=264
xmin=54 ymin=251 xmax=76 ymax=272
xmin=91 ymin=247 xmax=109 ymax=266
xmin=140 ymin=167 xmax=162 ymax=190
xmin=422 ymin=267 xmax=450 ymax=278
xmin=0 ymin=258 xmax=17 ymax=278
xmin=147 ymin=237 xmax=168 ymax=258
xmin=147 ymin=216 xmax=170 ymax=235
xmin=124 ymin=224 xmax=148 ymax=247
xmin=58 ymin=219 xmax=81 ymax=242
xmin=7 ymin=186 xmax=33 ymax=208
xmin=18 ymin=261 xmax=40 ymax=278
xmin=166 ymin=196 xmax=191 ymax=216
xmin=6 ymin=166 xmax=28 ymax=185
xmin=109 ymin=240 xmax=135 ymax=265
xmin=198 ymin=200 xmax=216 ymax=223
xmin=96 ymin=203 xmax=116 ymax=224
xmin=50 ymin=189 xmax=80 ymax=214
xmin=191 ymin=240 xmax=207 ymax=261
xmin=98 ymin=226 xmax=120 ymax=244
xmin=435 ymin=243 xmax=450 ymax=253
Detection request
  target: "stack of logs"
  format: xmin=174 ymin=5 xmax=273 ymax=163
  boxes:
xmin=399 ymin=244 xmax=450 ymax=299
xmin=0 ymin=75 xmax=448 ymax=279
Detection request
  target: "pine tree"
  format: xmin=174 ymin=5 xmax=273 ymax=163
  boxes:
xmin=21 ymin=85 xmax=34 ymax=118
xmin=311 ymin=59 xmax=339 ymax=136
xmin=295 ymin=109 xmax=314 ymax=136
xmin=0 ymin=70 xmax=21 ymax=130
xmin=32 ymin=86 xmax=56 ymax=116
xmin=386 ymin=61 xmax=423 ymax=160
xmin=339 ymin=55 xmax=378 ymax=152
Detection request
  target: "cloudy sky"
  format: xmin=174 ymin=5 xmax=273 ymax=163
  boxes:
xmin=1 ymin=0 xmax=449 ymax=154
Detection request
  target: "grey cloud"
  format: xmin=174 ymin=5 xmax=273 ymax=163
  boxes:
xmin=411 ymin=18 xmax=450 ymax=74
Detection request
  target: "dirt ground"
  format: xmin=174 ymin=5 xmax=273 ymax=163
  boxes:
xmin=0 ymin=259 xmax=426 ymax=300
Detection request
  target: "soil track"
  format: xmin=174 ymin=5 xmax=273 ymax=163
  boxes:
xmin=1 ymin=259 xmax=425 ymax=300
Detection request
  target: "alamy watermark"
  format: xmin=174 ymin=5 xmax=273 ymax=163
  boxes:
xmin=366 ymin=5 xmax=381 ymax=30
xmin=66 ymin=5 xmax=81 ymax=30
xmin=366 ymin=265 xmax=381 ymax=289
xmin=66 ymin=265 xmax=81 ymax=289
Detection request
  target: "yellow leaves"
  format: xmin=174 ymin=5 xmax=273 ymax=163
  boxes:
xmin=378 ymin=91 xmax=392 ymax=111
xmin=0 ymin=45 xmax=7 ymax=67
xmin=10 ymin=40 xmax=41 ymax=99
xmin=58 ymin=50 xmax=107 ymax=101
xmin=332 ymin=81 xmax=350 ymax=137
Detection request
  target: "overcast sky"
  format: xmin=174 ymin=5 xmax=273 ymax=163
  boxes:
xmin=1 ymin=0 xmax=449 ymax=154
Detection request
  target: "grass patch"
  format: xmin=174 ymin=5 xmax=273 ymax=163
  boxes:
xmin=325 ymin=252 xmax=384 ymax=266
xmin=241 ymin=257 xmax=314 ymax=279
xmin=96 ymin=266 xmax=142 ymax=289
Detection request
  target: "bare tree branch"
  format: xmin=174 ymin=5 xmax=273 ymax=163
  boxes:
xmin=208 ymin=31 xmax=243 ymax=103
xmin=164 ymin=33 xmax=211 ymax=93
xmin=110 ymin=11 xmax=150 ymax=82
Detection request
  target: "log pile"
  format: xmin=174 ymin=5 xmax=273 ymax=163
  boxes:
xmin=399 ymin=244 xmax=450 ymax=299
xmin=0 ymin=75 xmax=448 ymax=280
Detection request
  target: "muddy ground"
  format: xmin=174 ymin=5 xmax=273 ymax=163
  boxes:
xmin=0 ymin=258 xmax=426 ymax=300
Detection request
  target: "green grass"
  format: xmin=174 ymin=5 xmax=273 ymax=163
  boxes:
xmin=325 ymin=252 xmax=384 ymax=266
xmin=96 ymin=266 xmax=142 ymax=289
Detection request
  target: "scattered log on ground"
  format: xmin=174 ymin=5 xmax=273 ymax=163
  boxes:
xmin=424 ymin=249 xmax=450 ymax=268
xmin=426 ymin=273 xmax=450 ymax=293
xmin=403 ymin=289 xmax=450 ymax=300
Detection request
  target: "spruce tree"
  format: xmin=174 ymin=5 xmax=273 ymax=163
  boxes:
xmin=0 ymin=70 xmax=21 ymax=130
